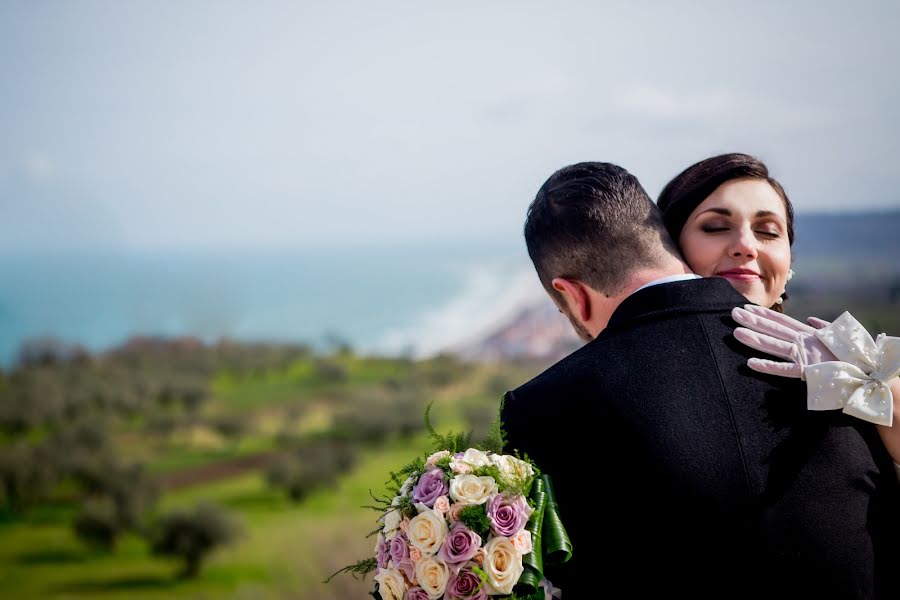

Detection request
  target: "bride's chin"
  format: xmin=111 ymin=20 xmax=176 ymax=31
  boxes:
xmin=719 ymin=277 xmax=768 ymax=305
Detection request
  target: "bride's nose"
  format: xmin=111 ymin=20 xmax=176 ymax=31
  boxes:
xmin=728 ymin=227 xmax=758 ymax=258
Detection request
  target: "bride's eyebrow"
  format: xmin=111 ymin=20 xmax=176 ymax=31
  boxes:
xmin=697 ymin=207 xmax=731 ymax=217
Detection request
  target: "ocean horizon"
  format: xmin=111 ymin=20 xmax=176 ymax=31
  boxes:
xmin=0 ymin=243 xmax=548 ymax=368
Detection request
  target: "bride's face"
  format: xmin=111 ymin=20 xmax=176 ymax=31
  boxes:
xmin=679 ymin=178 xmax=792 ymax=308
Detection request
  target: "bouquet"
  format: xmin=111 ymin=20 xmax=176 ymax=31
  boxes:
xmin=330 ymin=406 xmax=571 ymax=600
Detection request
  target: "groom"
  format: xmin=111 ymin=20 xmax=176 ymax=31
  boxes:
xmin=501 ymin=162 xmax=899 ymax=598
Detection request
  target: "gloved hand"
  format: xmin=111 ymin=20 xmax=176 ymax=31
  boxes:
xmin=733 ymin=305 xmax=899 ymax=426
xmin=731 ymin=304 xmax=837 ymax=380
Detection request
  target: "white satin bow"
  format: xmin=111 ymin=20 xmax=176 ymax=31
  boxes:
xmin=803 ymin=312 xmax=900 ymax=427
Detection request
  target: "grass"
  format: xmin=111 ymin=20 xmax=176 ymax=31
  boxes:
xmin=0 ymin=432 xmax=437 ymax=599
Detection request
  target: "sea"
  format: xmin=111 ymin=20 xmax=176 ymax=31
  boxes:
xmin=0 ymin=243 xmax=547 ymax=368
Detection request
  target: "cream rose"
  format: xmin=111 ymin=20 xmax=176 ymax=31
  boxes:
xmin=382 ymin=508 xmax=402 ymax=539
xmin=373 ymin=567 xmax=408 ymax=600
xmin=407 ymin=508 xmax=448 ymax=556
xmin=483 ymin=536 xmax=524 ymax=595
xmin=512 ymin=529 xmax=533 ymax=555
xmin=449 ymin=474 xmax=498 ymax=505
xmin=414 ymin=556 xmax=450 ymax=599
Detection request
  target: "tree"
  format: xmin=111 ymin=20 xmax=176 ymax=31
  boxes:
xmin=149 ymin=502 xmax=239 ymax=578
xmin=72 ymin=497 xmax=119 ymax=551
xmin=0 ymin=442 xmax=58 ymax=513
xmin=266 ymin=437 xmax=359 ymax=502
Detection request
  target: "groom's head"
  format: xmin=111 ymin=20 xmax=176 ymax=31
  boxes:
xmin=525 ymin=162 xmax=683 ymax=340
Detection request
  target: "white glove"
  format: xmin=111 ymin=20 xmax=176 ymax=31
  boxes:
xmin=731 ymin=304 xmax=837 ymax=380
xmin=732 ymin=305 xmax=899 ymax=427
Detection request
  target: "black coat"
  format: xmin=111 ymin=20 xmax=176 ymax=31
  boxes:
xmin=502 ymin=278 xmax=899 ymax=599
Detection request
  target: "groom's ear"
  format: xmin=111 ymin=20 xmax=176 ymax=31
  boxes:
xmin=551 ymin=277 xmax=591 ymax=322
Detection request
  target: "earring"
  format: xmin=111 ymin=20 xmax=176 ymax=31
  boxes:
xmin=786 ymin=268 xmax=795 ymax=282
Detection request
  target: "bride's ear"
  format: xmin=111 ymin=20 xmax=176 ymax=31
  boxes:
xmin=551 ymin=277 xmax=591 ymax=322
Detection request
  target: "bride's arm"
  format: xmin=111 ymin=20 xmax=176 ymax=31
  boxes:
xmin=876 ymin=378 xmax=900 ymax=467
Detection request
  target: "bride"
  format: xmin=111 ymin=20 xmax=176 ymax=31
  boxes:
xmin=658 ymin=153 xmax=900 ymax=466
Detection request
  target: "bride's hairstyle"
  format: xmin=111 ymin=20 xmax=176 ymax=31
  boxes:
xmin=657 ymin=153 xmax=796 ymax=310
xmin=657 ymin=153 xmax=795 ymax=247
xmin=525 ymin=162 xmax=678 ymax=303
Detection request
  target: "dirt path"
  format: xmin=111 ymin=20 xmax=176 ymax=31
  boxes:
xmin=155 ymin=451 xmax=282 ymax=490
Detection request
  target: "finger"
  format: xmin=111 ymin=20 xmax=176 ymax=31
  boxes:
xmin=732 ymin=308 xmax=806 ymax=342
xmin=806 ymin=316 xmax=831 ymax=330
xmin=733 ymin=327 xmax=796 ymax=360
xmin=747 ymin=357 xmax=803 ymax=378
xmin=740 ymin=304 xmax=817 ymax=334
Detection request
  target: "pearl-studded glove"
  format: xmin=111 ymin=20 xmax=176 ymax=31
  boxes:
xmin=732 ymin=305 xmax=900 ymax=427
xmin=731 ymin=305 xmax=838 ymax=379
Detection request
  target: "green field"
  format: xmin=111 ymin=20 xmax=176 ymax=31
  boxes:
xmin=0 ymin=347 xmax=541 ymax=599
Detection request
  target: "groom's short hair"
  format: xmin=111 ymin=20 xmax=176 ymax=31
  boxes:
xmin=525 ymin=162 xmax=679 ymax=301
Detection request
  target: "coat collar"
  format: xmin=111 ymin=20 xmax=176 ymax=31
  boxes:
xmin=602 ymin=277 xmax=751 ymax=336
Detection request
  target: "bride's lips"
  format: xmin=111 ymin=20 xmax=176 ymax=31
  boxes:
xmin=716 ymin=268 xmax=761 ymax=281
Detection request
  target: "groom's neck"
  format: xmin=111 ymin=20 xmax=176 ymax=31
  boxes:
xmin=581 ymin=257 xmax=694 ymax=339
xmin=616 ymin=256 xmax=694 ymax=301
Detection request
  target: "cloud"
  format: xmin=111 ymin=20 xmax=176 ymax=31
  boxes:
xmin=609 ymin=83 xmax=838 ymax=131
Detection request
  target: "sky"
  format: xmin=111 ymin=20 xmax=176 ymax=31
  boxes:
xmin=1 ymin=0 xmax=899 ymax=252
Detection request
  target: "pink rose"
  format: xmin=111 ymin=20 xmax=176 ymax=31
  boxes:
xmin=448 ymin=502 xmax=465 ymax=523
xmin=433 ymin=495 xmax=451 ymax=515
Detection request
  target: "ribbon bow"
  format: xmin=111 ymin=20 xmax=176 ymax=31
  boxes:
xmin=803 ymin=312 xmax=900 ymax=426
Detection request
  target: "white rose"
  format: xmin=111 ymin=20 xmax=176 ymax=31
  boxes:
xmin=450 ymin=448 xmax=490 ymax=473
xmin=461 ymin=448 xmax=491 ymax=467
xmin=512 ymin=529 xmax=533 ymax=555
xmin=449 ymin=474 xmax=498 ymax=505
xmin=407 ymin=508 xmax=448 ymax=556
xmin=373 ymin=567 xmax=408 ymax=600
xmin=382 ymin=509 xmax=401 ymax=539
xmin=491 ymin=454 xmax=535 ymax=483
xmin=414 ymin=556 xmax=450 ymax=599
xmin=483 ymin=536 xmax=524 ymax=595
xmin=400 ymin=475 xmax=417 ymax=496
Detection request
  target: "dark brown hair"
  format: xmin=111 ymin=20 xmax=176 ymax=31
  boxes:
xmin=657 ymin=153 xmax=794 ymax=246
xmin=657 ymin=153 xmax=795 ymax=310
xmin=525 ymin=162 xmax=678 ymax=302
